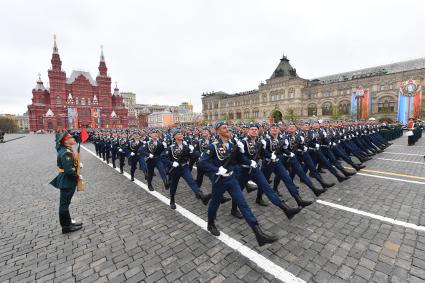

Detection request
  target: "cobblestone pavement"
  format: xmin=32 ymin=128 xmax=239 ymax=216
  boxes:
xmin=1 ymin=133 xmax=425 ymax=282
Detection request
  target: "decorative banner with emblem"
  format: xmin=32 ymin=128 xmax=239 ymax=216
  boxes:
xmin=67 ymin=107 xmax=78 ymax=129
xmin=351 ymin=87 xmax=372 ymax=120
xmin=397 ymin=80 xmax=422 ymax=124
xmin=91 ymin=108 xmax=101 ymax=128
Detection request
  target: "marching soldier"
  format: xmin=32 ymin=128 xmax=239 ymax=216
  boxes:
xmin=198 ymin=121 xmax=279 ymax=246
xmin=162 ymin=129 xmax=212 ymax=209
xmin=143 ymin=129 xmax=169 ymax=191
xmin=231 ymin=122 xmax=302 ymax=219
xmin=118 ymin=132 xmax=128 ymax=174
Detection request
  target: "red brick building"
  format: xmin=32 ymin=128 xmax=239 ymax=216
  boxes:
xmin=28 ymin=37 xmax=128 ymax=132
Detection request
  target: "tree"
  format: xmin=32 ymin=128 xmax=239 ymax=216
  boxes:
xmin=271 ymin=110 xmax=283 ymax=122
xmin=0 ymin=116 xmax=19 ymax=133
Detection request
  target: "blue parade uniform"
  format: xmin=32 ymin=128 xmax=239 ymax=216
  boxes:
xmin=142 ymin=138 xmax=168 ymax=190
xmin=162 ymin=142 xmax=211 ymax=209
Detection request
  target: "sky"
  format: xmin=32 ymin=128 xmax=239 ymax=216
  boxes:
xmin=1 ymin=0 xmax=425 ymax=115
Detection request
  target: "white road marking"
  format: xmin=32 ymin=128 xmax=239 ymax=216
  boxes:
xmin=81 ymin=145 xmax=305 ymax=283
xmin=317 ymin=200 xmax=425 ymax=232
xmin=391 ymin=144 xmax=425 ymax=148
xmin=381 ymin=152 xmax=424 ymax=157
xmin=355 ymin=172 xmax=425 ymax=185
xmin=377 ymin=157 xmax=425 ymax=165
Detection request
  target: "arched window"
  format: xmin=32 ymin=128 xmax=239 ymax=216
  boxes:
xmin=378 ymin=97 xmax=395 ymax=113
xmin=81 ymin=98 xmax=85 ymax=105
xmin=75 ymin=97 xmax=79 ymax=105
xmin=322 ymin=102 xmax=333 ymax=115
xmin=308 ymin=104 xmax=317 ymax=116
xmin=56 ymin=95 xmax=61 ymax=105
xmin=338 ymin=101 xmax=350 ymax=114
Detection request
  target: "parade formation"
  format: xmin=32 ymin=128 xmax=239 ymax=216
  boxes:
xmin=52 ymin=118 xmax=418 ymax=247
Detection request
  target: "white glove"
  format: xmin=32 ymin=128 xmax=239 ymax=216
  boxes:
xmin=162 ymin=141 xmax=167 ymax=148
xmin=118 ymin=148 xmax=123 ymax=152
xmin=149 ymin=153 xmax=154 ymax=158
xmin=236 ymin=140 xmax=245 ymax=153
xmin=80 ymin=162 xmax=83 ymax=169
xmin=78 ymin=175 xmax=83 ymax=180
xmin=189 ymin=145 xmax=194 ymax=153
xmin=216 ymin=166 xmax=228 ymax=176
xmin=289 ymin=152 xmax=295 ymax=158
xmin=172 ymin=161 xmax=179 ymax=168
xmin=315 ymin=144 xmax=320 ymax=149
xmin=183 ymin=141 xmax=188 ymax=145
xmin=110 ymin=145 xmax=113 ymax=148
xmin=303 ymin=146 xmax=308 ymax=152
xmin=261 ymin=139 xmax=267 ymax=149
xmin=130 ymin=152 xmax=135 ymax=156
xmin=271 ymin=152 xmax=277 ymax=160
xmin=250 ymin=160 xmax=257 ymax=168
xmin=332 ymin=142 xmax=337 ymax=146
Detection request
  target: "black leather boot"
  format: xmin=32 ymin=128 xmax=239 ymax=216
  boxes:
xmin=112 ymin=162 xmax=116 ymax=168
xmin=120 ymin=167 xmax=124 ymax=174
xmin=131 ymin=174 xmax=135 ymax=181
xmin=318 ymin=179 xmax=335 ymax=189
xmin=196 ymin=191 xmax=212 ymax=205
xmin=353 ymin=163 xmax=365 ymax=171
xmin=252 ymin=224 xmax=278 ymax=246
xmin=207 ymin=219 xmax=220 ymax=236
xmin=293 ymin=194 xmax=313 ymax=207
xmin=280 ymin=203 xmax=302 ymax=219
xmin=340 ymin=168 xmax=356 ymax=176
xmin=148 ymin=182 xmax=154 ymax=191
xmin=170 ymin=195 xmax=176 ymax=209
xmin=311 ymin=186 xmax=326 ymax=197
xmin=61 ymin=212 xmax=82 ymax=234
xmin=255 ymin=196 xmax=268 ymax=206
xmin=337 ymin=174 xmax=349 ymax=182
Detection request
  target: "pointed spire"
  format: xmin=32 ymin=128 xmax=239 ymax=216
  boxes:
xmin=53 ymin=34 xmax=58 ymax=54
xmin=113 ymin=81 xmax=120 ymax=96
xmin=34 ymin=73 xmax=46 ymax=91
xmin=100 ymin=45 xmax=105 ymax=62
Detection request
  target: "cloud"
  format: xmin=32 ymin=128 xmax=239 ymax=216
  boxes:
xmin=1 ymin=0 xmax=424 ymax=115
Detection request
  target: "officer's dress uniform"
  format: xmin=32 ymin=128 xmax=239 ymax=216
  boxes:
xmin=162 ymin=142 xmax=211 ymax=209
xmin=50 ymin=140 xmax=82 ymax=234
xmin=198 ymin=136 xmax=278 ymax=246
xmin=111 ymin=136 xmax=119 ymax=168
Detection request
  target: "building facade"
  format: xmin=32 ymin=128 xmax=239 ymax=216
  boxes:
xmin=16 ymin=112 xmax=29 ymax=132
xmin=148 ymin=111 xmax=175 ymax=128
xmin=202 ymin=54 xmax=425 ymax=123
xmin=27 ymin=37 xmax=128 ymax=132
xmin=135 ymin=101 xmax=200 ymax=128
xmin=120 ymin=92 xmax=137 ymax=128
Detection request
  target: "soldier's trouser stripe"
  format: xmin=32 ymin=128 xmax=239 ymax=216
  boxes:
xmin=81 ymin=145 xmax=306 ymax=283
xmin=317 ymin=200 xmax=425 ymax=232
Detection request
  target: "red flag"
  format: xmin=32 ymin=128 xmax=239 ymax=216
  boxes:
xmin=80 ymin=127 xmax=89 ymax=144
